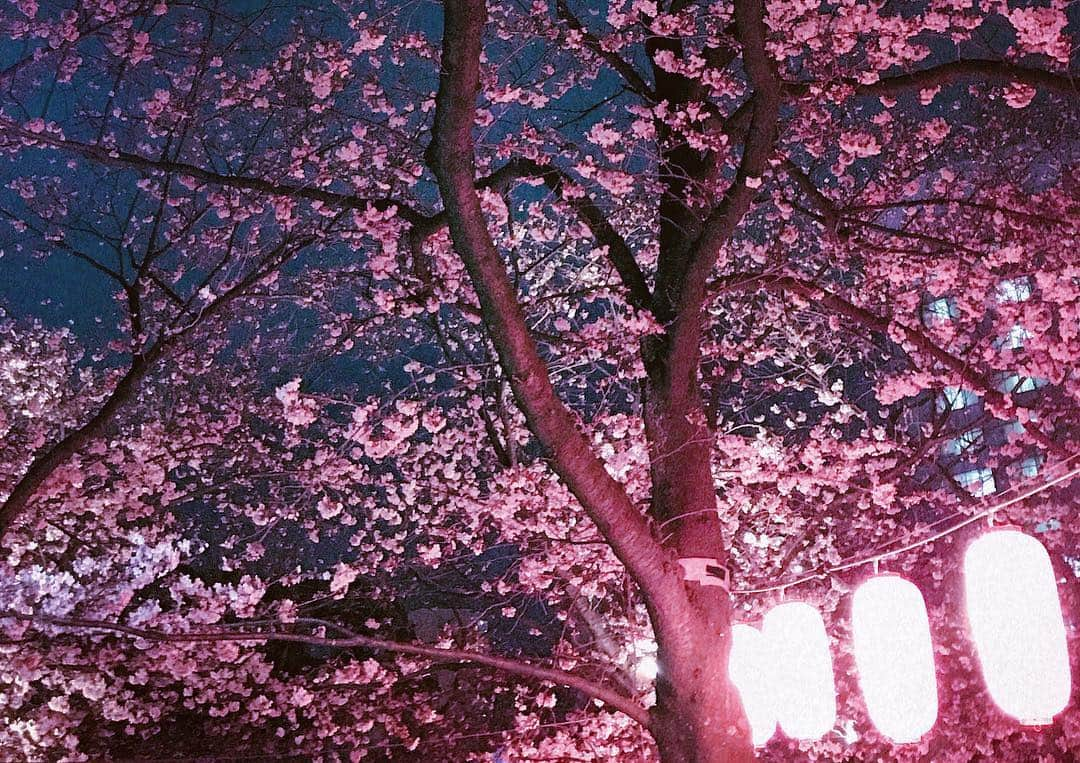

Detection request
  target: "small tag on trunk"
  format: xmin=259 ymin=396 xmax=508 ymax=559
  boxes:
xmin=677 ymin=557 xmax=730 ymax=589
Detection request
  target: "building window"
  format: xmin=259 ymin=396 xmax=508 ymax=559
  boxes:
xmin=955 ymin=467 xmax=996 ymax=497
xmin=1002 ymin=415 xmax=1043 ymax=440
xmin=942 ymin=427 xmax=984 ymax=456
xmin=922 ymin=296 xmax=957 ymax=326
xmin=1035 ymin=518 xmax=1061 ymax=533
xmin=996 ymin=277 xmax=1032 ymax=303
xmin=995 ymin=374 xmax=1046 ymax=394
xmin=1003 ymin=419 xmax=1025 ymax=438
xmin=937 ymin=386 xmax=979 ymax=412
xmin=995 ymin=324 xmax=1033 ymax=350
xmin=1014 ymin=454 xmax=1044 ymax=479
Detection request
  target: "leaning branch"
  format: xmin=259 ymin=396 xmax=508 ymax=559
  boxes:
xmin=781 ymin=158 xmax=840 ymax=235
xmin=856 ymin=60 xmax=1077 ymax=98
xmin=782 ymin=158 xmax=1077 ymax=232
xmin=7 ymin=121 xmax=653 ymax=302
xmin=847 ymin=197 xmax=1077 ymax=230
xmin=496 ymin=158 xmax=654 ymax=312
xmin=2 ymin=610 xmax=650 ymax=728
xmin=554 ymin=0 xmax=657 ymax=101
xmin=0 ymin=360 xmax=152 ymax=538
xmin=0 ymin=236 xmax=314 ymax=539
xmin=430 ymin=0 xmax=681 ymax=604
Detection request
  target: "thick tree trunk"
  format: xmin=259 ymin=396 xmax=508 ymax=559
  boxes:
xmin=642 ymin=333 xmax=750 ymax=758
xmin=639 ymin=44 xmax=754 ymax=757
xmin=644 ymin=372 xmax=726 ymax=559
xmin=651 ymin=597 xmax=754 ymax=763
xmin=643 ymin=382 xmax=754 ymax=761
xmin=433 ymin=2 xmax=755 ymax=758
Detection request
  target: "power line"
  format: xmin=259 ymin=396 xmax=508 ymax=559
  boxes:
xmin=730 ymin=459 xmax=1080 ymax=596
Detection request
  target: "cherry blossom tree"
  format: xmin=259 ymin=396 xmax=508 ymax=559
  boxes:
xmin=0 ymin=0 xmax=1077 ymax=760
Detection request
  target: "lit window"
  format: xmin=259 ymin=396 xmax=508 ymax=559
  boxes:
xmin=937 ymin=386 xmax=979 ymax=412
xmin=942 ymin=428 xmax=983 ymax=456
xmin=1035 ymin=518 xmax=1061 ymax=533
xmin=995 ymin=374 xmax=1045 ymax=394
xmin=955 ymin=467 xmax=996 ymax=497
xmin=996 ymin=277 xmax=1032 ymax=303
xmin=1003 ymin=419 xmax=1026 ymax=438
xmin=995 ymin=324 xmax=1032 ymax=350
xmin=1017 ymin=454 xmax=1043 ymax=479
xmin=922 ymin=297 xmax=957 ymax=326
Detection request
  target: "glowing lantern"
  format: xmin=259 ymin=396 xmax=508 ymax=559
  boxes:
xmin=762 ymin=601 xmax=836 ymax=740
xmin=964 ymin=528 xmax=1071 ymax=724
xmin=728 ymin=623 xmax=777 ymax=747
xmin=851 ymin=575 xmax=938 ymax=742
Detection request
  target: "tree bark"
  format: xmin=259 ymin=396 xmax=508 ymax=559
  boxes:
xmin=431 ymin=1 xmax=760 ymax=759
xmin=430 ymin=0 xmax=681 ymax=609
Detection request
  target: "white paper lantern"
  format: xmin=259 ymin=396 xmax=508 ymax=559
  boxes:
xmin=964 ymin=528 xmax=1071 ymax=724
xmin=728 ymin=623 xmax=777 ymax=747
xmin=762 ymin=601 xmax=836 ymax=740
xmin=852 ymin=575 xmax=938 ymax=742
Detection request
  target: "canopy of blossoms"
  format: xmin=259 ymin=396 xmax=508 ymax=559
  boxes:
xmin=0 ymin=0 xmax=1076 ymax=760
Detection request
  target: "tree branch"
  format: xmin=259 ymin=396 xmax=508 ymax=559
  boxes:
xmin=0 ymin=120 xmax=427 ymax=227
xmin=718 ymin=274 xmax=1065 ymax=454
xmin=9 ymin=120 xmax=647 ymax=315
xmin=782 ymin=158 xmax=1078 ymax=233
xmin=785 ymin=60 xmax=1077 ymax=100
xmin=781 ymin=157 xmax=839 ymax=235
xmin=848 ymin=197 xmax=1078 ymax=230
xmin=497 ymin=158 xmax=653 ymax=312
xmin=1 ymin=610 xmax=651 ymax=728
xmin=0 ymin=236 xmax=315 ymax=540
xmin=6 ymin=121 xmax=648 ymax=295
xmin=660 ymin=0 xmax=782 ymax=401
xmin=554 ymin=0 xmax=657 ymax=101
xmin=430 ymin=0 xmax=683 ymax=606
xmin=0 ymin=359 xmax=152 ymax=539
xmin=859 ymin=60 xmax=1077 ymax=98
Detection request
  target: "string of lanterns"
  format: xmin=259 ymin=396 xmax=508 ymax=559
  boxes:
xmin=724 ymin=461 xmax=1078 ymax=746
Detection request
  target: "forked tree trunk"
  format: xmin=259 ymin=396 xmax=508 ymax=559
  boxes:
xmin=641 ymin=306 xmax=752 ymax=758
xmin=432 ymin=2 xmax=755 ymax=759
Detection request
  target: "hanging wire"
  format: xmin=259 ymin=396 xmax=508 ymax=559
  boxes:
xmin=730 ymin=461 xmax=1079 ymax=596
xmin=839 ymin=452 xmax=1080 ymax=562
